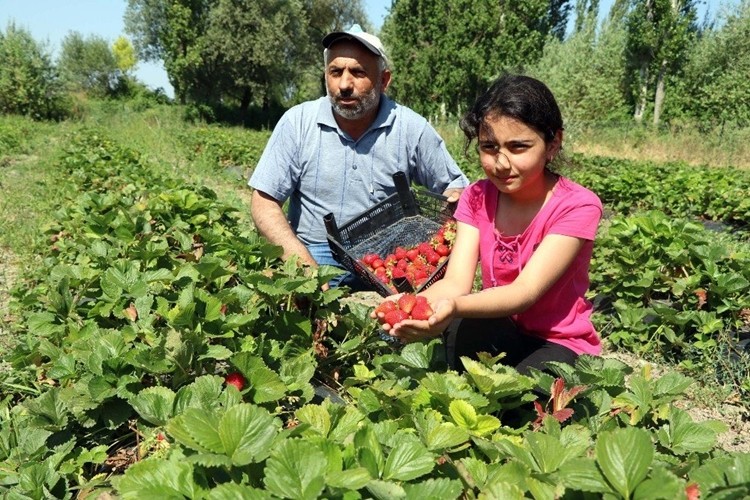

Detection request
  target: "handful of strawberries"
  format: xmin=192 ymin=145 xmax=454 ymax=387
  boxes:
xmin=375 ymin=293 xmax=434 ymax=327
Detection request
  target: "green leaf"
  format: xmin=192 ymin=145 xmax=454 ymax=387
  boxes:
xmin=113 ymin=459 xmax=203 ymax=499
xmin=413 ymin=410 xmax=470 ymax=451
xmin=382 ymin=441 xmax=435 ymax=481
xmin=559 ymin=457 xmax=612 ymax=493
xmin=355 ymin=425 xmax=384 ymax=479
xmin=449 ymin=400 xmax=478 ymax=429
xmin=633 ymin=465 xmax=684 ymax=500
xmin=167 ymin=408 xmax=223 ymax=454
xmin=129 ymin=387 xmax=176 ymax=426
xmin=295 ymin=404 xmax=331 ymax=437
xmin=232 ymin=353 xmax=287 ymax=404
xmin=525 ymin=432 xmax=566 ymax=473
xmin=596 ymin=427 xmax=653 ymax=498
xmin=366 ymin=479 xmax=407 ymax=499
xmin=218 ymin=404 xmax=280 ymax=465
xmin=24 ymin=388 xmax=68 ymax=429
xmin=473 ymin=414 xmax=501 ymax=437
xmin=263 ymin=439 xmax=327 ymax=500
xmin=656 ymin=407 xmax=722 ymax=455
xmin=403 ymin=477 xmax=464 ymax=499
xmin=398 ymin=342 xmax=432 ymax=369
xmin=325 ymin=467 xmax=372 ymax=490
xmin=205 ymin=482 xmax=273 ymax=499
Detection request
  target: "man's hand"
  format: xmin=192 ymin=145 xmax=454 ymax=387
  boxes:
xmin=250 ymin=189 xmax=317 ymax=266
xmin=442 ymin=188 xmax=464 ymax=203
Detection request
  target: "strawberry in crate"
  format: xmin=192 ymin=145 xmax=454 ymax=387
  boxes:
xmin=357 ymin=218 xmax=457 ymax=293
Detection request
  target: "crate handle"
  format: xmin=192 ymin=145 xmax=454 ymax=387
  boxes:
xmin=323 ymin=212 xmax=341 ymax=241
xmin=392 ymin=276 xmax=414 ymax=294
xmin=393 ymin=172 xmax=418 ymax=217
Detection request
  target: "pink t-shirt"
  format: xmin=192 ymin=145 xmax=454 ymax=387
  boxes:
xmin=453 ymin=176 xmax=603 ymax=355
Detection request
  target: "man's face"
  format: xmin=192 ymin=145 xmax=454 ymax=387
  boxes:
xmin=325 ymin=41 xmax=391 ymax=121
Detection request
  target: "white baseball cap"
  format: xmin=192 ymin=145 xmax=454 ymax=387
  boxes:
xmin=322 ymin=24 xmax=389 ymax=67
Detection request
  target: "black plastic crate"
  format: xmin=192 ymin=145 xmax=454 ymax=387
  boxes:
xmin=324 ymin=172 xmax=455 ymax=297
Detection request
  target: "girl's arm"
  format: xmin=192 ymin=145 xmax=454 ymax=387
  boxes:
xmin=389 ymin=231 xmax=586 ymax=343
xmin=451 ymin=233 xmax=585 ymax=318
xmin=419 ymin=221 xmax=479 ymax=301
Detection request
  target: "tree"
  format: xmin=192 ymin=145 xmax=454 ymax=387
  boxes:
xmin=671 ymin=1 xmax=750 ymax=126
xmin=125 ymin=0 xmax=368 ymax=114
xmin=112 ymin=36 xmax=137 ymax=74
xmin=529 ymin=15 xmax=629 ymax=124
xmin=381 ymin=0 xmax=571 ymax=118
xmin=58 ymin=32 xmax=121 ymax=97
xmin=0 ymin=22 xmax=65 ymax=119
xmin=624 ymin=0 xmax=697 ymax=125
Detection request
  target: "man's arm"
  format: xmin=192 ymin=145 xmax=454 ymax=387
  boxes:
xmin=250 ymin=189 xmax=318 ymax=267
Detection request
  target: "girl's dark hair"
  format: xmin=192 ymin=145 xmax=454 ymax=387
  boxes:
xmin=460 ymin=74 xmax=563 ymax=152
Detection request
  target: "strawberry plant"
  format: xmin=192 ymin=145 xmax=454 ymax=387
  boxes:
xmin=3 ymin=125 xmax=750 ymax=498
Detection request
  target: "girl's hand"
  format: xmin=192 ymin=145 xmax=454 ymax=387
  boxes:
xmin=385 ymin=297 xmax=456 ymax=343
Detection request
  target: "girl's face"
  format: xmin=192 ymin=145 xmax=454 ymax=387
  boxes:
xmin=477 ymin=114 xmax=561 ymax=197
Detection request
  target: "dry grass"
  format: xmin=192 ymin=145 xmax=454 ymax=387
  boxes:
xmin=436 ymin=120 xmax=750 ymax=170
xmin=566 ymin=122 xmax=750 ymax=169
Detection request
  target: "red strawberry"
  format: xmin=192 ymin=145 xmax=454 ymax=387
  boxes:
xmin=435 ymin=243 xmax=450 ymax=257
xmin=398 ymin=293 xmax=418 ymax=314
xmin=372 ymin=258 xmax=384 ymax=269
xmin=394 ymin=246 xmax=407 ymax=260
xmin=410 ymin=300 xmax=434 ymax=320
xmin=225 ymin=372 xmax=246 ymax=391
xmin=384 ymin=309 xmax=409 ymax=327
xmin=418 ymin=242 xmax=432 ymax=255
xmin=406 ymin=248 xmax=419 ymax=261
xmin=362 ymin=253 xmax=379 ymax=266
xmin=391 ymin=267 xmax=407 ymax=279
xmin=425 ymin=249 xmax=441 ymax=266
xmin=375 ymin=299 xmax=398 ymax=316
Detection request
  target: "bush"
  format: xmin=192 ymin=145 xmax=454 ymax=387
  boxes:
xmin=0 ymin=23 xmax=68 ymax=120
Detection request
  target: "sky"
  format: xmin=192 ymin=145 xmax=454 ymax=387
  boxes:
xmin=0 ymin=0 xmax=737 ymax=99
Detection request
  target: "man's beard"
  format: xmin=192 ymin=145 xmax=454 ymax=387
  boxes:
xmin=328 ymin=85 xmax=381 ymax=120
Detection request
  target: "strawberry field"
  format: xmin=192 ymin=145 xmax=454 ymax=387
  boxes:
xmin=1 ymin=118 xmax=750 ymax=498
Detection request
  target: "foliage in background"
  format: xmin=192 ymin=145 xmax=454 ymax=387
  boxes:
xmin=624 ymin=0 xmax=698 ymax=125
xmin=381 ymin=0 xmax=569 ymax=117
xmin=124 ymin=0 xmax=368 ymax=116
xmin=0 ymin=23 xmax=67 ymax=120
xmin=528 ymin=14 xmax=630 ymax=123
xmin=670 ymin=0 xmax=750 ymax=127
xmin=58 ymin=32 xmax=124 ymax=97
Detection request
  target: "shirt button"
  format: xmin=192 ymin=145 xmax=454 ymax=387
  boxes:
xmin=352 ymin=164 xmax=358 ymax=170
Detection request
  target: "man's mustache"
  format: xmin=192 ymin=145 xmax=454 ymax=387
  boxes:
xmin=336 ymin=90 xmax=358 ymax=100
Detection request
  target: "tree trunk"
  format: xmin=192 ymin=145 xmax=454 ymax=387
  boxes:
xmin=634 ymin=63 xmax=649 ymax=123
xmin=239 ymin=87 xmax=251 ymax=125
xmin=653 ymin=58 xmax=668 ymax=126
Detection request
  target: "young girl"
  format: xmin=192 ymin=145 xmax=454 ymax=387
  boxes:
xmin=377 ymin=74 xmax=603 ymax=375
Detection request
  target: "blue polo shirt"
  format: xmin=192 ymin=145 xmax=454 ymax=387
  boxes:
xmin=248 ymin=95 xmax=468 ymax=245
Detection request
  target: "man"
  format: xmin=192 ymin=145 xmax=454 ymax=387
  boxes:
xmin=248 ymin=24 xmax=468 ymax=289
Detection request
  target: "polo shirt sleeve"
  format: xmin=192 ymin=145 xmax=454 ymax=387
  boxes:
xmin=412 ymin=122 xmax=469 ymax=193
xmin=248 ymin=113 xmax=299 ymax=202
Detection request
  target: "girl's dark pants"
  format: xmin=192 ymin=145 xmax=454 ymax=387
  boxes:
xmin=442 ymin=317 xmax=578 ymax=375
